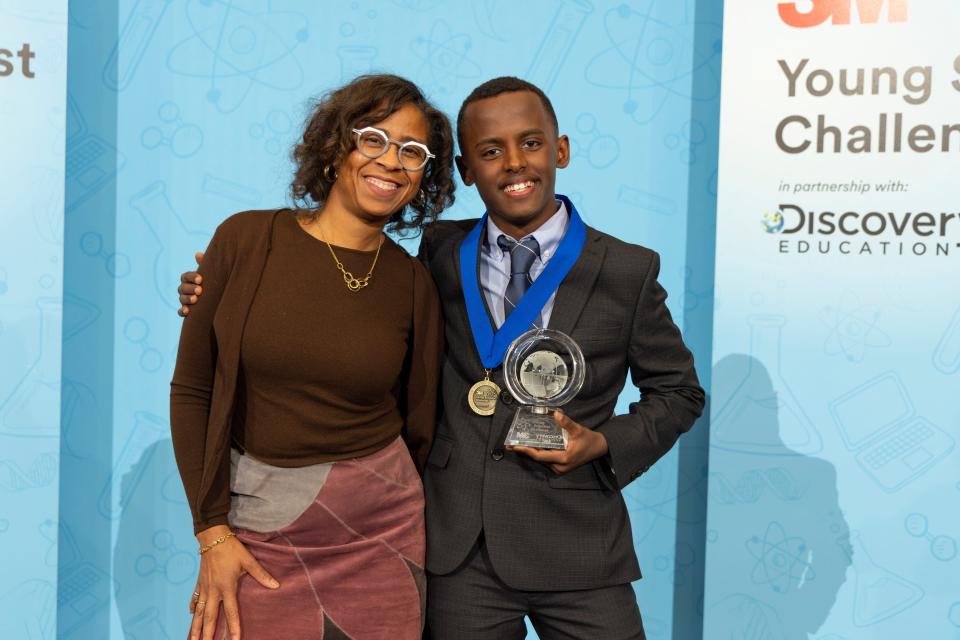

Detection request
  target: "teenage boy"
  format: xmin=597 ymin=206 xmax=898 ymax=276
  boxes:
xmin=178 ymin=77 xmax=704 ymax=639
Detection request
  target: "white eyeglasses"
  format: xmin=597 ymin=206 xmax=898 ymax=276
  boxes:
xmin=351 ymin=126 xmax=435 ymax=171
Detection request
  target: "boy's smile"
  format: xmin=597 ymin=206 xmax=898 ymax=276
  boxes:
xmin=457 ymin=90 xmax=570 ymax=239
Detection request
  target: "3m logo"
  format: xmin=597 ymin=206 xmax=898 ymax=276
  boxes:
xmin=778 ymin=0 xmax=907 ymax=27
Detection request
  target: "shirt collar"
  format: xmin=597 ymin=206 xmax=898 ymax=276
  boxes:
xmin=483 ymin=199 xmax=569 ymax=263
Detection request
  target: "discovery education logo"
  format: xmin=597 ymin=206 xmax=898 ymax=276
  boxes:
xmin=762 ymin=204 xmax=960 ymax=257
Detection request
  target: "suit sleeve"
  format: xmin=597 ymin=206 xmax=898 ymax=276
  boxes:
xmin=594 ymin=252 xmax=705 ymax=489
xmin=169 ymin=226 xmax=234 ymax=534
xmin=398 ymin=257 xmax=443 ymax=474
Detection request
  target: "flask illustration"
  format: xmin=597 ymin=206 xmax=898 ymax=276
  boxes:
xmin=842 ymin=531 xmax=924 ymax=626
xmin=712 ymin=315 xmax=823 ymax=455
xmin=129 ymin=181 xmax=211 ymax=310
xmin=0 ymin=298 xmax=62 ymax=438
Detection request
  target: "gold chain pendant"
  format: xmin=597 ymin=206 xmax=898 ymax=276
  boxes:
xmin=341 ymin=270 xmax=369 ymax=291
xmin=317 ymin=222 xmax=384 ymax=292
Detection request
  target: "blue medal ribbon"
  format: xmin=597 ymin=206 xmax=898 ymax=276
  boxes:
xmin=459 ymin=194 xmax=586 ymax=369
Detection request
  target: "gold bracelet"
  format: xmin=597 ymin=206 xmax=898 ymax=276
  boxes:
xmin=198 ymin=531 xmax=236 ymax=555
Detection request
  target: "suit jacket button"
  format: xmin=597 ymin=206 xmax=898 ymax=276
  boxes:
xmin=491 ymin=449 xmax=504 ymax=461
xmin=499 ymin=391 xmax=513 ymax=405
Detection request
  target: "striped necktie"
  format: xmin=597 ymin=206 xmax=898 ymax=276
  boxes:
xmin=496 ymin=234 xmax=542 ymax=329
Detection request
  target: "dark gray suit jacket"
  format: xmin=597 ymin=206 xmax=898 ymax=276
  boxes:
xmin=419 ymin=218 xmax=704 ymax=592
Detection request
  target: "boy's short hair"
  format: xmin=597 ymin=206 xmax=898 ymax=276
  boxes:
xmin=456 ymin=77 xmax=559 ymax=153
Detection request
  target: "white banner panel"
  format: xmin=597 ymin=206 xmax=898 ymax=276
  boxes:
xmin=706 ymin=1 xmax=960 ymax=638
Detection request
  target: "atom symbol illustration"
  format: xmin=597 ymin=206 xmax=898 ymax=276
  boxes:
xmin=166 ymin=0 xmax=309 ymax=114
xmin=821 ymin=295 xmax=891 ymax=362
xmin=584 ymin=3 xmax=721 ymax=125
xmin=411 ymin=20 xmax=482 ymax=95
xmin=746 ymin=522 xmax=815 ymax=594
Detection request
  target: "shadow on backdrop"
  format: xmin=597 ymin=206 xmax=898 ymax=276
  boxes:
xmin=706 ymin=354 xmax=850 ymax=639
xmin=114 ymin=436 xmax=195 ymax=640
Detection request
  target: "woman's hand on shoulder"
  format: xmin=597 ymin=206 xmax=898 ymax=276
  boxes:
xmin=190 ymin=524 xmax=279 ymax=640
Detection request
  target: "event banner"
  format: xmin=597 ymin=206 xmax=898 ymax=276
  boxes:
xmin=0 ymin=0 xmax=69 ymax=635
xmin=705 ymin=1 xmax=960 ymax=638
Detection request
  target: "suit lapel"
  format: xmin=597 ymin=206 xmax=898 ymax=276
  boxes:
xmin=548 ymin=227 xmax=605 ymax=335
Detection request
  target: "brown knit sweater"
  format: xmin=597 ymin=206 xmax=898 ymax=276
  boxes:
xmin=170 ymin=210 xmax=443 ymax=533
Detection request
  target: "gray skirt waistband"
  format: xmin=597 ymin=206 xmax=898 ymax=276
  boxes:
xmin=228 ymin=449 xmax=334 ymax=533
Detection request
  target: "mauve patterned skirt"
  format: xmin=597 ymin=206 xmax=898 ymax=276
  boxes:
xmin=216 ymin=436 xmax=426 ymax=639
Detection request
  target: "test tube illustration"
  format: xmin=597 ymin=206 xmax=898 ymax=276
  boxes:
xmin=526 ymin=0 xmax=593 ymax=91
xmin=98 ymin=411 xmax=168 ymax=520
xmin=933 ymin=307 xmax=960 ymax=374
xmin=337 ymin=46 xmax=378 ymax=82
xmin=616 ymin=185 xmax=677 ymax=216
xmin=103 ymin=0 xmax=172 ymax=91
xmin=201 ymin=174 xmax=263 ymax=207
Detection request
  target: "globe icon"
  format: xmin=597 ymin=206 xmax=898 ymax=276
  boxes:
xmin=762 ymin=211 xmax=784 ymax=233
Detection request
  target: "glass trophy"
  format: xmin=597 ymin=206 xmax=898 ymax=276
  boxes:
xmin=503 ymin=329 xmax=585 ymax=449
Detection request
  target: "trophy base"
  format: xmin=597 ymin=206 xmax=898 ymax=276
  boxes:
xmin=504 ymin=406 xmax=567 ymax=449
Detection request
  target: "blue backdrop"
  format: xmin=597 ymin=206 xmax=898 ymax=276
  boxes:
xmin=2 ymin=0 xmax=773 ymax=638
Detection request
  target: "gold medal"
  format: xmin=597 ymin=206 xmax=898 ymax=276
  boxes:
xmin=468 ymin=370 xmax=501 ymax=416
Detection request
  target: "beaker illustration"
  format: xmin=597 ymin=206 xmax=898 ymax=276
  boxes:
xmin=842 ymin=530 xmax=923 ymax=626
xmin=129 ymin=181 xmax=211 ymax=310
xmin=0 ymin=298 xmax=62 ymax=438
xmin=712 ymin=315 xmax=823 ymax=455
xmin=337 ymin=46 xmax=377 ymax=81
xmin=98 ymin=412 xmax=168 ymax=520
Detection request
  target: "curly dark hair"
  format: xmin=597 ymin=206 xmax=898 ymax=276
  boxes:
xmin=291 ymin=74 xmax=455 ymax=236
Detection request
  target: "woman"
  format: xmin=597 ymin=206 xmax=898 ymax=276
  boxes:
xmin=170 ymin=74 xmax=454 ymax=640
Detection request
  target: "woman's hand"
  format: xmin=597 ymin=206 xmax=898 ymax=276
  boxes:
xmin=189 ymin=525 xmax=280 ymax=640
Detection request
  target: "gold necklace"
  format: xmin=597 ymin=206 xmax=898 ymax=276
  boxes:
xmin=318 ymin=224 xmax=385 ymax=292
